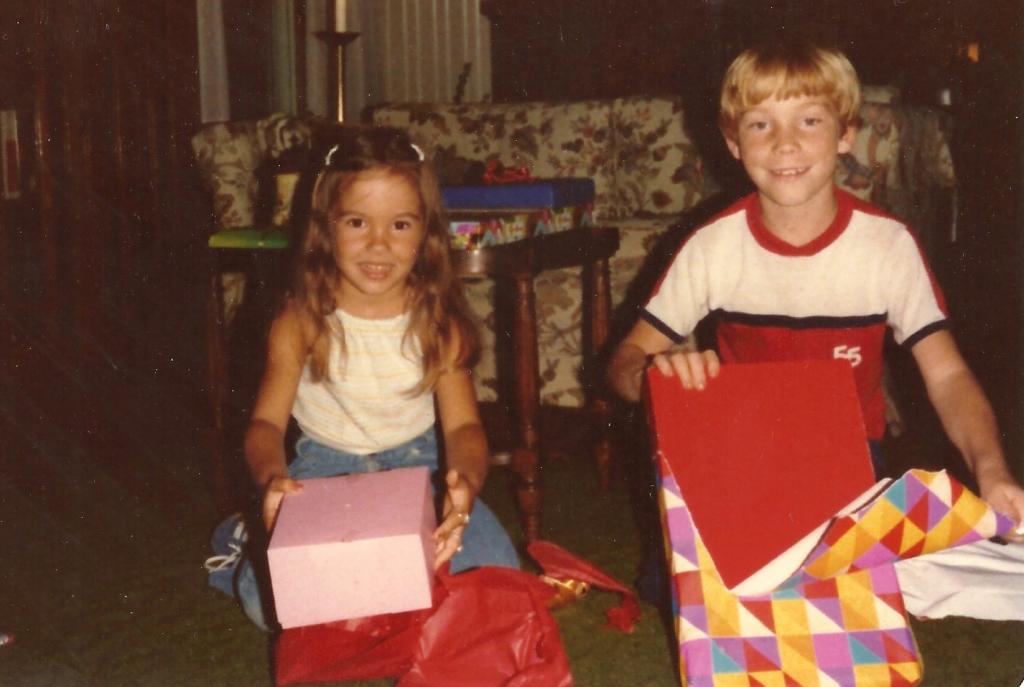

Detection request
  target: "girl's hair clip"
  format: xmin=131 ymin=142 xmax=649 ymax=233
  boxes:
xmin=323 ymin=144 xmax=340 ymax=168
xmin=322 ymin=138 xmax=422 ymax=169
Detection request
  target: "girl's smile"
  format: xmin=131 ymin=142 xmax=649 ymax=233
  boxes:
xmin=357 ymin=261 xmax=396 ymax=280
xmin=331 ymin=168 xmax=426 ymax=318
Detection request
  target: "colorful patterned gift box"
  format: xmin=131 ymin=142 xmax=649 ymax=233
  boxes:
xmin=443 ymin=178 xmax=595 ymax=249
xmin=646 ymin=362 xmax=1014 ymax=687
xmin=447 ymin=205 xmax=594 ymax=249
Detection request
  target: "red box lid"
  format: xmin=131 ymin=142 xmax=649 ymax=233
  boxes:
xmin=646 ymin=360 xmax=876 ymax=589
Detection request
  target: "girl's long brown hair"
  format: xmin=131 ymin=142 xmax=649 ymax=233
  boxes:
xmin=291 ymin=126 xmax=478 ymax=395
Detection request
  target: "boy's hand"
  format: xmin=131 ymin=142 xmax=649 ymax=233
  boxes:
xmin=434 ymin=469 xmax=475 ymax=569
xmin=652 ymin=349 xmax=721 ymax=390
xmin=261 ymin=476 xmax=303 ymax=532
xmin=979 ymin=477 xmax=1024 ymax=543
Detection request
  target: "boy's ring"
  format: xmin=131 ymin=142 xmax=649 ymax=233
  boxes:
xmin=459 ymin=512 xmax=470 ymax=524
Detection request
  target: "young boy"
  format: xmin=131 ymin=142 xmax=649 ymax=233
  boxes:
xmin=607 ymin=38 xmax=1024 ymax=537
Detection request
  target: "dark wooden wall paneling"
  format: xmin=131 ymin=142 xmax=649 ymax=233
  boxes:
xmin=3 ymin=1 xmax=205 ymax=377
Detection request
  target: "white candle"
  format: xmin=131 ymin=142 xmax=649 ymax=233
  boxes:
xmin=335 ymin=0 xmax=346 ymax=31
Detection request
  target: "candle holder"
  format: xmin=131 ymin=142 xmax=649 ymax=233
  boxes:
xmin=315 ymin=31 xmax=360 ymax=122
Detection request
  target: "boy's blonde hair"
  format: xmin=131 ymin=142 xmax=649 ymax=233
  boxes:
xmin=719 ymin=38 xmax=861 ymax=139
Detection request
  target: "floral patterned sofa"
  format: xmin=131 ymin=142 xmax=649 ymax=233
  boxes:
xmin=370 ymin=96 xmax=713 ymax=407
xmin=369 ymin=91 xmax=955 ymax=410
xmin=191 ymin=90 xmax=955 ymax=416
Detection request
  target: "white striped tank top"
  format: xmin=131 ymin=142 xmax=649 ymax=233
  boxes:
xmin=291 ymin=309 xmax=435 ymax=455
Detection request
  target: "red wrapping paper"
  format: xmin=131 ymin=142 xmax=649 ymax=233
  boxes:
xmin=526 ymin=541 xmax=641 ymax=633
xmin=275 ymin=540 xmax=639 ymax=686
xmin=398 ymin=567 xmax=571 ymax=687
xmin=275 ymin=605 xmax=431 ymax=683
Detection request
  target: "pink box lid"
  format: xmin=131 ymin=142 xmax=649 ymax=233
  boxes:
xmin=271 ymin=466 xmax=434 ymax=548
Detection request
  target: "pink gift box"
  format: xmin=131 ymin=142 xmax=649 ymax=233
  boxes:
xmin=268 ymin=466 xmax=437 ymax=628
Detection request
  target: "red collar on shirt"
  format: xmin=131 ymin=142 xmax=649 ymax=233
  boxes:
xmin=745 ymin=188 xmax=855 ymax=257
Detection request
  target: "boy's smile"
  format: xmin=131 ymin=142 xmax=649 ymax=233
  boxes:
xmin=726 ymin=94 xmax=855 ymax=243
xmin=331 ymin=169 xmax=426 ymax=318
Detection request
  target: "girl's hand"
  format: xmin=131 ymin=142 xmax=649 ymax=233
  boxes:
xmin=433 ymin=469 xmax=475 ymax=568
xmin=262 ymin=476 xmax=303 ymax=532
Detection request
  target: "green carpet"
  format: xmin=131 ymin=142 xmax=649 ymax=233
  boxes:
xmin=2 ymin=349 xmax=1023 ymax=686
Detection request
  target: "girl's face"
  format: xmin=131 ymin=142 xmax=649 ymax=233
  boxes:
xmin=330 ymin=168 xmax=426 ymax=318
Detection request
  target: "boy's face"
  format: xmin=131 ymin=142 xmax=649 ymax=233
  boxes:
xmin=725 ymin=94 xmax=855 ymax=215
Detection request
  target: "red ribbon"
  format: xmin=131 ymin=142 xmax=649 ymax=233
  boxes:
xmin=482 ymin=159 xmax=533 ymax=184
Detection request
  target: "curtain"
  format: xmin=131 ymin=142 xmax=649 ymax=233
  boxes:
xmin=196 ymin=0 xmax=230 ymax=123
xmin=347 ymin=0 xmax=492 ymax=115
xmin=198 ymin=0 xmax=493 ymax=123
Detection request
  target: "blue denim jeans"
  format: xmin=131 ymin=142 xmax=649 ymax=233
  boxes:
xmin=236 ymin=427 xmax=520 ymax=630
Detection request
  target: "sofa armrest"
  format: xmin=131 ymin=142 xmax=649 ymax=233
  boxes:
xmin=191 ymin=113 xmax=317 ymax=232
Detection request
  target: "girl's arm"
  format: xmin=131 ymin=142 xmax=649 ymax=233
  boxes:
xmin=432 ymin=366 xmax=488 ymax=567
xmin=245 ymin=304 xmax=308 ymax=530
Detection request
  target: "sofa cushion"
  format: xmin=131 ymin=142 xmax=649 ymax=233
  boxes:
xmin=371 ymin=104 xmax=497 ymax=162
xmin=498 ymin=100 xmax=617 ymax=219
xmin=609 ymin=96 xmax=705 ymax=218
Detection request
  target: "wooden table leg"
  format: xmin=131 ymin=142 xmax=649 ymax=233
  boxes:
xmin=585 ymin=257 xmax=614 ymax=490
xmin=510 ymin=275 xmax=542 ymax=541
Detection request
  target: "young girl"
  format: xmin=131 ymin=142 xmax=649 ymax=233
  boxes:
xmin=234 ymin=126 xmax=519 ymax=630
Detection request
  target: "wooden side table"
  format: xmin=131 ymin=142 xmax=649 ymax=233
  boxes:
xmin=206 ymin=228 xmax=290 ymax=514
xmin=452 ymin=225 xmax=621 ymax=541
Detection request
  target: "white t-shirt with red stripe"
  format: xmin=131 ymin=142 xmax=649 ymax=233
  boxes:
xmin=643 ymin=189 xmax=948 ymax=440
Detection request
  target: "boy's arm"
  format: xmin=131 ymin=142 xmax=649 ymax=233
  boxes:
xmin=433 ymin=367 xmax=488 ymax=567
xmin=245 ymin=305 xmax=307 ymax=529
xmin=607 ymin=319 xmax=720 ymax=402
xmin=912 ymin=330 xmax=1024 ymax=537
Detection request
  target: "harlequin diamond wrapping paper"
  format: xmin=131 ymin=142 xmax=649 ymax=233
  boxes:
xmin=788 ymin=469 xmax=1012 ymax=586
xmin=647 ymin=364 xmax=1014 ymax=687
xmin=659 ymin=460 xmax=1012 ymax=687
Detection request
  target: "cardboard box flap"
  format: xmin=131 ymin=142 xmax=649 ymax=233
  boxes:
xmin=646 ymin=360 xmax=876 ymax=592
xmin=271 ymin=468 xmax=435 ymax=548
